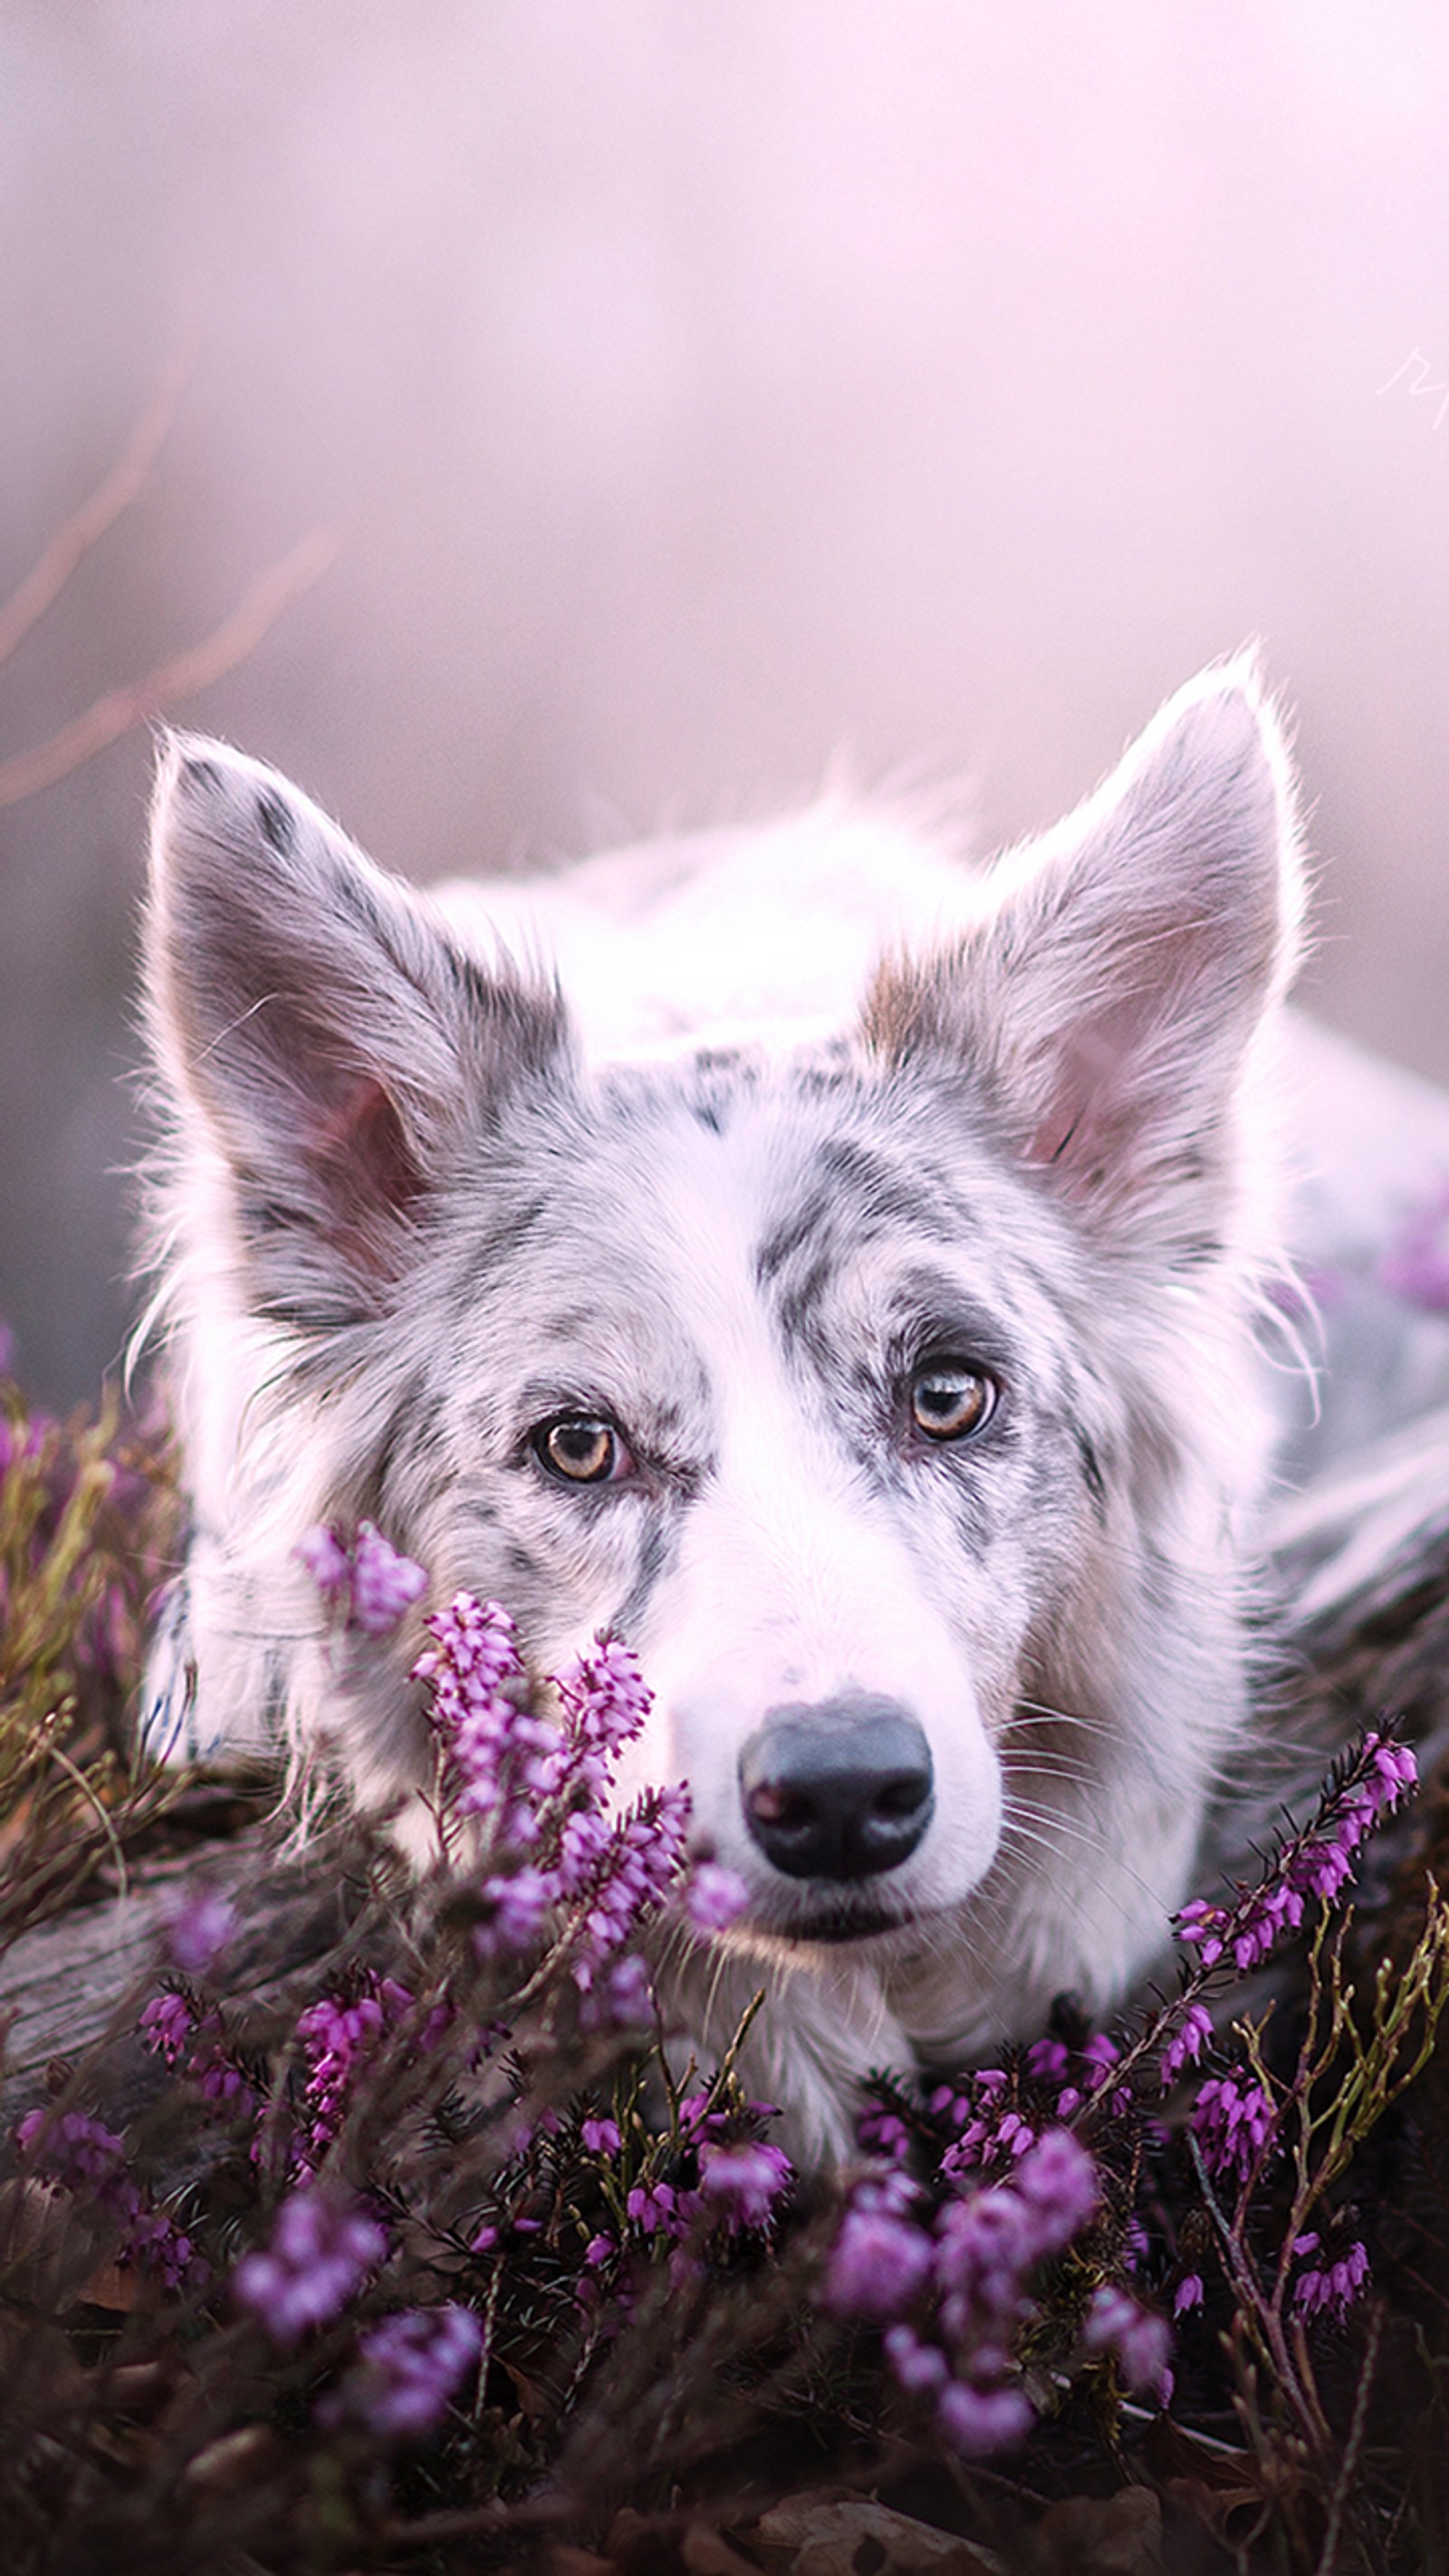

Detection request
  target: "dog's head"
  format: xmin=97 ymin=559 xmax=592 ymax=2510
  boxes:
xmin=144 ymin=664 xmax=1302 ymax=2014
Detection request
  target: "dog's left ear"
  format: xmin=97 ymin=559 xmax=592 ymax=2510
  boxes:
xmin=863 ymin=660 xmax=1304 ymax=1254
xmin=146 ymin=735 xmax=572 ymax=1328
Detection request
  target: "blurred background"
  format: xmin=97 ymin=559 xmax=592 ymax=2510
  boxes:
xmin=4 ymin=0 xmax=1449 ymax=1407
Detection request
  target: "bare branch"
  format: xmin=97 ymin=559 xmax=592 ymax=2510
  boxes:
xmin=0 ymin=529 xmax=338 ymax=810
xmin=0 ymin=322 xmax=203 ymax=669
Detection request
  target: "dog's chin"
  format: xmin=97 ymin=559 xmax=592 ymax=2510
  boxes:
xmin=738 ymin=1896 xmax=922 ymax=1952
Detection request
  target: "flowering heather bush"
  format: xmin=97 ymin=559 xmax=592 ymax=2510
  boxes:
xmin=4 ymin=1429 xmax=1449 ymax=2571
xmin=0 ymin=1366 xmax=179 ymax=1936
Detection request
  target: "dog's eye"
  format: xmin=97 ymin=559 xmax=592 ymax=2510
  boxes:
xmin=909 ymin=1362 xmax=997 ymax=1442
xmin=533 ymin=1414 xmax=629 ymax=1485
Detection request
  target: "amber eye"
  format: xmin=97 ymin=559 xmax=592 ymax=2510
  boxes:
xmin=909 ymin=1362 xmax=997 ymax=1442
xmin=533 ymin=1415 xmax=628 ymax=1485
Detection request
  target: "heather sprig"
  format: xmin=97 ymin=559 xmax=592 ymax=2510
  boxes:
xmin=410 ymin=1594 xmax=701 ymax=2003
xmin=298 ymin=1517 xmax=427 ymax=1637
xmin=1172 ymin=1730 xmax=1416 ymax=1981
xmin=323 ymin=2301 xmax=483 ymax=2437
xmin=233 ymin=2187 xmax=388 ymax=2344
xmin=15 ymin=2101 xmax=200 ymax=2288
xmin=822 ymin=2121 xmax=1116 ymax=2456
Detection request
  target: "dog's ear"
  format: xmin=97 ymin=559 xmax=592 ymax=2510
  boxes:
xmin=863 ymin=661 xmax=1304 ymax=1253
xmin=146 ymin=735 xmax=571 ymax=1325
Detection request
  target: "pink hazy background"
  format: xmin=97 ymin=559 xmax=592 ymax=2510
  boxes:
xmin=4 ymin=1 xmax=1449 ymax=1403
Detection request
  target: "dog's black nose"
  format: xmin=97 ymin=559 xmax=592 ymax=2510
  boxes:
xmin=739 ymin=1696 xmax=935 ymax=1880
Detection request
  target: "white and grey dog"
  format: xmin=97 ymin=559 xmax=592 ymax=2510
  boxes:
xmin=141 ymin=658 xmax=1430 ymax=2158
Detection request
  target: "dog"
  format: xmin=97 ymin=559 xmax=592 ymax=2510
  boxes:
xmin=140 ymin=658 xmax=1335 ymax=2159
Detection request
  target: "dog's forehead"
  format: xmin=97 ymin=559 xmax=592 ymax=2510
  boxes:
xmin=505 ymin=1052 xmax=1063 ymax=1337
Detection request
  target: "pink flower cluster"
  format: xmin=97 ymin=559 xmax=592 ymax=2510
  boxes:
xmin=1191 ymin=2072 xmax=1278 ymax=2186
xmin=1082 ymin=2283 xmax=1172 ymax=2397
xmin=412 ymin=1600 xmax=706 ymax=2004
xmin=579 ymin=2091 xmax=792 ymax=2269
xmin=696 ymin=2139 xmax=793 ymax=2230
xmin=139 ymin=1988 xmax=257 ymax=2113
xmin=234 ymin=2188 xmax=387 ymax=2345
xmin=1158 ymin=2001 xmax=1215 ymax=2091
xmin=14 ymin=2106 xmax=198 ymax=2288
xmin=1175 ymin=1733 xmax=1416 ymax=1974
xmin=914 ymin=2036 xmax=1128 ymax=2187
xmin=293 ymin=1975 xmax=419 ymax=2176
xmin=328 ymin=2302 xmax=483 ymax=2437
xmin=823 ymin=2127 xmax=1113 ymax=2456
xmin=297 ymin=1518 xmax=427 ymax=1635
xmin=1291 ymin=2232 xmax=1370 ymax=2321
xmin=413 ymin=1595 xmax=561 ymax=1838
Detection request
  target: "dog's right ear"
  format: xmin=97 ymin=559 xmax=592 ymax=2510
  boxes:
xmin=861 ymin=663 xmax=1304 ymax=1263
xmin=146 ymin=735 xmax=571 ymax=1327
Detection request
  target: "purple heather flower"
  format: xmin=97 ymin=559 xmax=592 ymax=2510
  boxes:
xmin=1293 ymin=2237 xmax=1369 ymax=2321
xmin=936 ymin=2379 xmax=1034 ymax=2455
xmin=570 ymin=1786 xmax=692 ymax=1984
xmin=123 ymin=2204 xmax=200 ymax=2290
xmin=16 ymin=2108 xmax=201 ymax=2283
xmin=581 ymin=2116 xmax=622 ymax=2155
xmin=340 ymin=2302 xmax=483 ymax=2437
xmin=1174 ymin=1898 xmax=1228 ymax=1966
xmin=822 ymin=2206 xmax=934 ymax=2317
xmin=884 ymin=2323 xmax=949 ymax=2393
xmin=298 ymin=1520 xmax=427 ymax=1634
xmin=1287 ymin=1837 xmax=1356 ymax=1906
xmin=1180 ymin=1733 xmax=1418 ymax=1966
xmin=684 ymin=1860 xmax=750 ymax=1932
xmin=348 ymin=1519 xmax=428 ymax=1634
xmin=552 ymin=1633 xmax=654 ymax=1796
xmin=1082 ymin=2285 xmax=1171 ymax=2397
xmin=141 ymin=1987 xmax=256 ymax=2113
xmin=928 ymin=2134 xmax=1099 ymax=2363
xmin=1191 ymin=2072 xmax=1277 ymax=2186
xmin=296 ymin=1523 xmax=351 ymax=1596
xmin=581 ymin=1953 xmax=656 ymax=2028
xmin=16 ymin=2106 xmax=128 ymax=2189
xmin=853 ymin=2163 xmax=920 ymax=2220
xmin=1160 ymin=2001 xmax=1215 ymax=2089
xmin=934 ymin=2187 xmax=1037 ymax=2327
xmin=626 ymin=2180 xmax=680 ymax=2235
xmin=1023 ymin=2037 xmax=1070 ymax=2081
xmin=1173 ymin=2273 xmax=1204 ymax=2318
xmin=414 ymin=1593 xmax=566 ymax=1838
xmin=696 ymin=2140 xmax=792 ymax=2229
xmin=1012 ymin=2128 xmax=1099 ymax=2252
xmin=473 ymin=1867 xmax=555 ymax=1958
xmin=293 ymin=1977 xmax=412 ymax=2173
xmin=140 ymin=1989 xmax=197 ymax=2068
xmin=584 ymin=2232 xmax=616 ymax=2266
xmin=234 ymin=2190 xmax=386 ymax=2345
xmin=1079 ymin=2033 xmax=1120 ymax=2084
xmin=166 ymin=1889 xmax=237 ymax=1978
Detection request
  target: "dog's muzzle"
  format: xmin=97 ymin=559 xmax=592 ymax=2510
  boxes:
xmin=738 ymin=1695 xmax=935 ymax=1881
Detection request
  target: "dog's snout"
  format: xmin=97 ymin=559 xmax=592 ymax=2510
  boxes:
xmin=739 ymin=1696 xmax=935 ymax=1881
